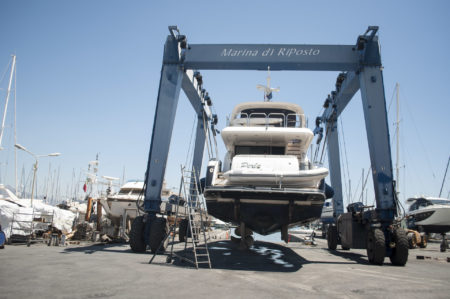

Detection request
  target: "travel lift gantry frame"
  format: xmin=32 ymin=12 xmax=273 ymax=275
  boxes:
xmin=132 ymin=25 xmax=408 ymax=266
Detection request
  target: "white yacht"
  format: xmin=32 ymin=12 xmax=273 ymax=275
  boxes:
xmin=99 ymin=180 xmax=174 ymax=228
xmin=406 ymin=197 xmax=450 ymax=234
xmin=100 ymin=181 xmax=144 ymax=226
xmin=204 ymin=92 xmax=329 ymax=246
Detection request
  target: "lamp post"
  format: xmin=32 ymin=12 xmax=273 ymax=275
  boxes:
xmin=15 ymin=143 xmax=61 ymax=206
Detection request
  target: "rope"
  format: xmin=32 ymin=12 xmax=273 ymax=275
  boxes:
xmin=184 ymin=113 xmax=197 ymax=168
xmin=404 ymin=97 xmax=436 ymax=178
xmin=202 ymin=113 xmax=212 ymax=160
xmin=338 ymin=122 xmax=349 ymax=202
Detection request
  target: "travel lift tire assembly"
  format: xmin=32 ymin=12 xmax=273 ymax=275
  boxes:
xmin=130 ymin=25 xmax=408 ymax=265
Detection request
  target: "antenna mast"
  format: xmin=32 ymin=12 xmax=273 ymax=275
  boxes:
xmin=256 ymin=66 xmax=280 ymax=101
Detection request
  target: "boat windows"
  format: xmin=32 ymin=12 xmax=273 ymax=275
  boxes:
xmin=233 ymin=108 xmax=304 ymax=128
xmin=409 ymin=198 xmax=433 ymax=211
xmin=235 ymin=145 xmax=285 ymax=155
xmin=118 ymin=188 xmax=142 ymax=195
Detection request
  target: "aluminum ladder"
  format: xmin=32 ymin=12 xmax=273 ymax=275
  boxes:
xmin=149 ymin=166 xmax=211 ymax=269
xmin=181 ymin=167 xmax=212 ymax=269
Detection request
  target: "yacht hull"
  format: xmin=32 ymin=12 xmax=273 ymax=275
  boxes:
xmin=224 ymin=167 xmax=328 ymax=188
xmin=204 ymin=186 xmax=325 ymax=235
xmin=105 ymin=198 xmax=138 ymax=225
xmin=408 ymin=206 xmax=450 ymax=234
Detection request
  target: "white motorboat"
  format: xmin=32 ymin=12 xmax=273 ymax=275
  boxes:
xmin=204 ymin=82 xmax=330 ymax=244
xmin=100 ymin=180 xmax=175 ymax=227
xmin=406 ymin=197 xmax=450 ymax=234
xmin=100 ymin=181 xmax=144 ymax=226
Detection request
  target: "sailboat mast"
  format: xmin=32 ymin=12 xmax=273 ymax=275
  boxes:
xmin=439 ymin=156 xmax=450 ymax=198
xmin=0 ymin=55 xmax=16 ymax=149
xmin=395 ymin=83 xmax=400 ymax=196
xmin=14 ymin=58 xmax=18 ymax=195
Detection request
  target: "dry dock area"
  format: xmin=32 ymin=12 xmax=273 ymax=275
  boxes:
xmin=0 ymin=238 xmax=449 ymax=298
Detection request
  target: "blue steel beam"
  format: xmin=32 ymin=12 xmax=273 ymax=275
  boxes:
xmin=321 ymin=71 xmax=359 ymax=218
xmin=144 ymin=33 xmax=214 ymax=212
xmin=323 ymin=71 xmax=360 ymax=119
xmin=144 ymin=64 xmax=183 ymax=211
xmin=191 ymin=112 xmax=207 ymax=175
xmin=358 ymin=66 xmax=396 ymax=222
xmin=184 ymin=44 xmax=359 ymax=71
xmin=326 ymin=121 xmax=344 ymax=216
xmin=144 ymin=35 xmax=183 ymax=211
xmin=182 ymin=70 xmax=212 ymax=117
xmin=189 ymin=111 xmax=207 ymax=203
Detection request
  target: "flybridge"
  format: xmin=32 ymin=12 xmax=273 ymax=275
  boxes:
xmin=220 ymin=47 xmax=321 ymax=57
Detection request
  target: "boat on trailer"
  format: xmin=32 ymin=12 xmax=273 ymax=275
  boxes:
xmin=204 ymin=80 xmax=330 ymax=247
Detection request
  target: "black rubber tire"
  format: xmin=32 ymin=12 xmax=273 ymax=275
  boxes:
xmin=419 ymin=235 xmax=427 ymax=248
xmin=408 ymin=232 xmax=417 ymax=249
xmin=367 ymin=228 xmax=385 ymax=265
xmin=149 ymin=217 xmax=169 ymax=254
xmin=327 ymin=225 xmax=338 ymax=250
xmin=440 ymin=239 xmax=448 ymax=252
xmin=129 ymin=216 xmax=146 ymax=253
xmin=389 ymin=228 xmax=409 ymax=266
xmin=179 ymin=219 xmax=188 ymax=242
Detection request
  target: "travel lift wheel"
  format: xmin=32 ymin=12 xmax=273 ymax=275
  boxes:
xmin=419 ymin=235 xmax=427 ymax=248
xmin=389 ymin=228 xmax=408 ymax=266
xmin=407 ymin=232 xmax=417 ymax=249
xmin=129 ymin=216 xmax=146 ymax=253
xmin=366 ymin=228 xmax=385 ymax=265
xmin=327 ymin=225 xmax=338 ymax=250
xmin=149 ymin=217 xmax=169 ymax=254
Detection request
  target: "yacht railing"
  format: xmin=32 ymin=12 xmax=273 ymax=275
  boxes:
xmin=230 ymin=112 xmax=306 ymax=128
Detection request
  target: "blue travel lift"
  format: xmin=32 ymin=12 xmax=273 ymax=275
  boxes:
xmin=129 ymin=26 xmax=408 ymax=266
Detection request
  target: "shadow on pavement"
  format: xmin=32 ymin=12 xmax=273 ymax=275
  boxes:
xmin=61 ymin=242 xmax=133 ymax=254
xmin=320 ymin=248 xmax=371 ymax=265
xmin=60 ymin=239 xmax=372 ymax=269
xmin=170 ymin=240 xmax=306 ymax=272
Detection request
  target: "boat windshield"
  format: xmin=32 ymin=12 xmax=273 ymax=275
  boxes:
xmin=409 ymin=198 xmax=450 ymax=211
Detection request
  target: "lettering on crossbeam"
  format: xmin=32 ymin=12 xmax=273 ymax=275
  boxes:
xmin=220 ymin=47 xmax=320 ymax=57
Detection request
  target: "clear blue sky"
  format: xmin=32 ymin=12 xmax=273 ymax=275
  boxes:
xmin=0 ymin=0 xmax=449 ymax=206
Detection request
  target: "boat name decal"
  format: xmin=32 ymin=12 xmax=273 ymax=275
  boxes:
xmin=220 ymin=47 xmax=320 ymax=57
xmin=240 ymin=162 xmax=261 ymax=169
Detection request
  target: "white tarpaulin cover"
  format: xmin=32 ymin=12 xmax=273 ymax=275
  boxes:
xmin=0 ymin=185 xmax=76 ymax=238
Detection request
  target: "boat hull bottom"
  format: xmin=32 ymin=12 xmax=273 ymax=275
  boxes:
xmin=204 ymin=187 xmax=325 ymax=235
xmin=419 ymin=225 xmax=450 ymax=234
